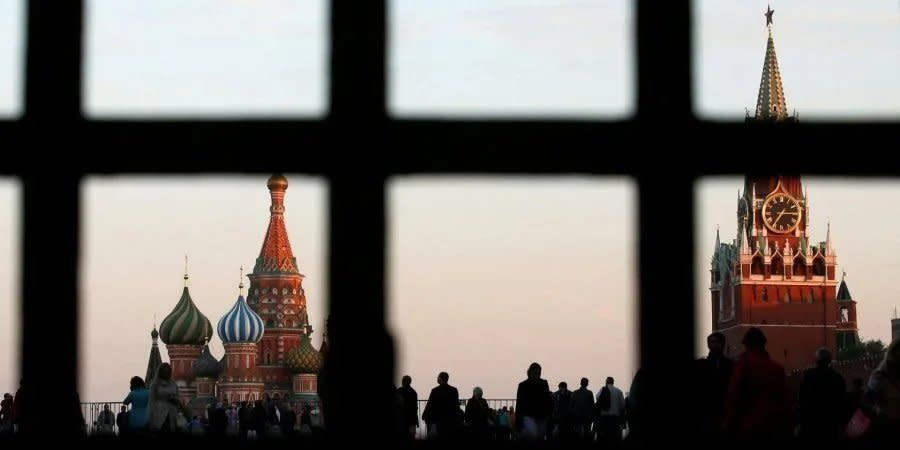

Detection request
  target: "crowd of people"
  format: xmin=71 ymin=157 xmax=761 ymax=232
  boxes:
xmin=398 ymin=328 xmax=900 ymax=446
xmin=2 ymin=327 xmax=897 ymax=445
xmin=0 ymin=362 xmax=321 ymax=439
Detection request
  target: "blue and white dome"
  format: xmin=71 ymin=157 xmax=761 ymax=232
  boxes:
xmin=217 ymin=295 xmax=265 ymax=343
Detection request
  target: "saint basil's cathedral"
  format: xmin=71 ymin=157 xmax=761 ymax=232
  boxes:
xmin=144 ymin=174 xmax=326 ymax=413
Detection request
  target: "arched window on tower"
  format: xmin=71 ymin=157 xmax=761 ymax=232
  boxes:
xmin=813 ymin=256 xmax=826 ymax=276
xmin=265 ymin=353 xmax=272 ymax=365
xmin=751 ymin=255 xmax=764 ymax=275
xmin=793 ymin=256 xmax=807 ymax=277
xmin=770 ymin=255 xmax=784 ymax=276
xmin=267 ymin=319 xmax=275 ymax=327
xmin=841 ymin=307 xmax=849 ymax=323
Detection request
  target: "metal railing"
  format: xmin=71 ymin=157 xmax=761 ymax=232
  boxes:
xmin=412 ymin=399 xmax=516 ymax=439
xmin=81 ymin=402 xmax=125 ymax=436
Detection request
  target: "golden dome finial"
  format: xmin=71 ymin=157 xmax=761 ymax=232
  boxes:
xmin=267 ymin=174 xmax=288 ymax=191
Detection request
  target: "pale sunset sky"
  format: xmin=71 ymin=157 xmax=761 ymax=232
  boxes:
xmin=0 ymin=1 xmax=899 ymax=401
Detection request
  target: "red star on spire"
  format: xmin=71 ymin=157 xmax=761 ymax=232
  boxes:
xmin=765 ymin=5 xmax=775 ymax=26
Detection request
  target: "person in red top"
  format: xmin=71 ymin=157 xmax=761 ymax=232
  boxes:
xmin=723 ymin=327 xmax=791 ymax=442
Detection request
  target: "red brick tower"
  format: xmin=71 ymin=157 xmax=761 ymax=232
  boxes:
xmin=711 ymin=175 xmax=859 ymax=372
xmin=246 ymin=174 xmax=311 ymax=397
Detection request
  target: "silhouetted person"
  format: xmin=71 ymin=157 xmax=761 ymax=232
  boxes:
xmin=12 ymin=379 xmax=22 ymax=434
xmin=252 ymin=400 xmax=268 ymax=439
xmin=797 ymin=348 xmax=846 ymax=441
xmin=116 ymin=405 xmax=129 ymax=436
xmin=552 ymin=381 xmax=573 ymax=440
xmin=0 ymin=393 xmax=12 ymax=435
xmin=723 ymin=327 xmax=790 ymax=442
xmin=846 ymin=377 xmax=865 ymax=424
xmin=422 ymin=371 xmax=461 ymax=441
xmin=595 ymin=376 xmax=626 ymax=447
xmin=97 ymin=404 xmax=116 ymax=436
xmin=397 ymin=375 xmax=419 ymax=439
xmin=209 ymin=402 xmax=228 ymax=437
xmin=496 ymin=406 xmax=511 ymax=440
xmin=148 ymin=363 xmax=184 ymax=434
xmin=279 ymin=402 xmax=295 ymax=437
xmin=72 ymin=392 xmax=87 ymax=437
xmin=516 ymin=362 xmax=552 ymax=440
xmin=570 ymin=377 xmax=594 ymax=441
xmin=123 ymin=376 xmax=150 ymax=434
xmin=625 ymin=368 xmax=649 ymax=445
xmin=265 ymin=393 xmax=278 ymax=427
xmin=694 ymin=331 xmax=734 ymax=440
xmin=300 ymin=403 xmax=313 ymax=434
xmin=859 ymin=338 xmax=900 ymax=443
xmin=238 ymin=402 xmax=250 ymax=439
xmin=464 ymin=387 xmax=491 ymax=441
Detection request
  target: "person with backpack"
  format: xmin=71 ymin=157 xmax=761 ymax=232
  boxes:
xmin=595 ymin=377 xmax=626 ymax=446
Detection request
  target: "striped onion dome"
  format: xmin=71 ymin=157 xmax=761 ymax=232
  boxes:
xmin=218 ymin=295 xmax=265 ymax=343
xmin=159 ymin=286 xmax=214 ymax=345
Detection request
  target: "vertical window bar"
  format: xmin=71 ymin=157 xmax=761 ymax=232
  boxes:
xmin=324 ymin=174 xmax=393 ymax=439
xmin=21 ymin=0 xmax=83 ymax=436
xmin=638 ymin=176 xmax=695 ymax=444
xmin=637 ymin=0 xmax=692 ymax=121
xmin=329 ymin=0 xmax=386 ymax=120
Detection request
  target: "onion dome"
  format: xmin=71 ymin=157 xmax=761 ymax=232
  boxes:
xmin=159 ymin=268 xmax=214 ymax=345
xmin=192 ymin=342 xmax=223 ymax=379
xmin=285 ymin=326 xmax=322 ymax=374
xmin=218 ymin=270 xmax=265 ymax=343
xmin=218 ymin=294 xmax=265 ymax=343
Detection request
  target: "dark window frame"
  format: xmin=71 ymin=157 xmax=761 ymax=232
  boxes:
xmin=2 ymin=0 xmax=897 ymax=443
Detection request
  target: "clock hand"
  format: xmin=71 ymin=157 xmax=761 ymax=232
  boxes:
xmin=775 ymin=210 xmax=786 ymax=224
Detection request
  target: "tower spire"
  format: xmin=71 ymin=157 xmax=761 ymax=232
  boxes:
xmin=239 ymin=266 xmax=245 ymax=295
xmin=752 ymin=5 xmax=792 ymax=121
xmin=184 ymin=254 xmax=189 ymax=287
xmin=254 ymin=174 xmax=300 ymax=274
xmin=715 ymin=225 xmax=721 ymax=248
xmin=825 ymin=220 xmax=833 ymax=255
xmin=740 ymin=218 xmax=751 ymax=254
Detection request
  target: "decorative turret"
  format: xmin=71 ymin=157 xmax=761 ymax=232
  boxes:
xmin=835 ymin=271 xmax=861 ymax=351
xmin=288 ymin=325 xmax=322 ymax=403
xmin=189 ymin=340 xmax=222 ymax=413
xmin=740 ymin=219 xmax=750 ymax=254
xmin=145 ymin=321 xmax=162 ymax=387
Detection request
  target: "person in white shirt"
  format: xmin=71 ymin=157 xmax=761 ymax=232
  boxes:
xmin=595 ymin=377 xmax=626 ymax=445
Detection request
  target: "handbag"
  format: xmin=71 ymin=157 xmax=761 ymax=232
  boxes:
xmin=845 ymin=408 xmax=872 ymax=439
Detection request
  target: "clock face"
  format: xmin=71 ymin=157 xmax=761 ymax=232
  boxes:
xmin=762 ymin=194 xmax=802 ymax=233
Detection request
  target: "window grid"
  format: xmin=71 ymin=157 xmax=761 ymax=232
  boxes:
xmin=1 ymin=0 xmax=897 ymax=442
